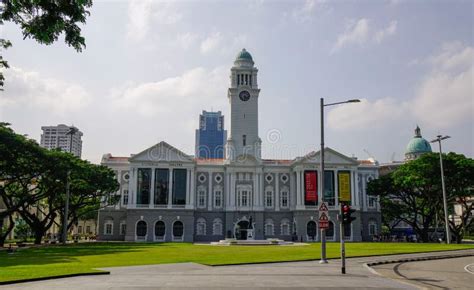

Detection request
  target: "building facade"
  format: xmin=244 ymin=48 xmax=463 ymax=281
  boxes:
xmin=195 ymin=111 xmax=227 ymax=159
xmin=98 ymin=49 xmax=380 ymax=243
xmin=40 ymin=124 xmax=83 ymax=157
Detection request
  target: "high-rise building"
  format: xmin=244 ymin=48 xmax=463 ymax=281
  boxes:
xmin=40 ymin=124 xmax=83 ymax=157
xmin=195 ymin=111 xmax=227 ymax=159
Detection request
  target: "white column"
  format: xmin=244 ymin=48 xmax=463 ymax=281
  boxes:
xmin=116 ymin=170 xmax=122 ymax=210
xmin=361 ymin=174 xmax=367 ymax=211
xmin=296 ymin=171 xmax=301 ymax=207
xmin=130 ymin=168 xmax=136 ymax=207
xmin=168 ymin=169 xmax=173 ymax=208
xmin=260 ymin=172 xmax=264 ymax=207
xmin=354 ymin=171 xmax=359 ymax=207
xmin=190 ymin=169 xmax=195 ymax=208
xmin=226 ymin=172 xmax=231 ymax=207
xmin=185 ymin=169 xmax=190 ymax=208
xmin=208 ymin=172 xmax=213 ymax=210
xmin=231 ymin=173 xmax=236 ymax=209
xmin=275 ymin=173 xmax=280 ymax=211
xmin=253 ymin=173 xmax=258 ymax=209
xmin=334 ymin=170 xmax=339 ymax=207
xmin=350 ymin=170 xmax=356 ymax=207
xmin=150 ymin=168 xmax=155 ymax=208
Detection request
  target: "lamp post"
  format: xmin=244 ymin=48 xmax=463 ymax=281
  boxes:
xmin=319 ymin=98 xmax=360 ymax=263
xmin=430 ymin=135 xmax=451 ymax=244
xmin=62 ymin=127 xmax=78 ymax=245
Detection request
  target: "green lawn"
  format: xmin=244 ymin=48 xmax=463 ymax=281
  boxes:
xmin=0 ymin=242 xmax=472 ymax=283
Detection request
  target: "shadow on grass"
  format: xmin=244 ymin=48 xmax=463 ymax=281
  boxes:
xmin=0 ymin=242 xmax=178 ymax=268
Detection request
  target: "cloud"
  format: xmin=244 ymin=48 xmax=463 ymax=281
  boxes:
xmin=200 ymin=32 xmax=222 ymax=54
xmin=126 ymin=0 xmax=183 ymax=42
xmin=412 ymin=43 xmax=473 ymax=128
xmin=374 ymin=20 xmax=397 ymax=44
xmin=176 ymin=32 xmax=199 ymax=50
xmin=327 ymin=42 xmax=473 ymax=130
xmin=331 ymin=18 xmax=397 ymax=53
xmin=332 ymin=18 xmax=370 ymax=53
xmin=292 ymin=0 xmax=329 ymax=23
xmin=109 ymin=66 xmax=228 ymax=120
xmin=0 ymin=67 xmax=91 ymax=114
xmin=327 ymin=98 xmax=407 ymax=130
xmin=200 ymin=32 xmax=248 ymax=55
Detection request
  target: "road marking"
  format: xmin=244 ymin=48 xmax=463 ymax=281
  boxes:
xmin=464 ymin=263 xmax=474 ymax=274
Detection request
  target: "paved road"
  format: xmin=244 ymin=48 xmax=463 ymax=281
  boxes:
xmin=2 ymin=250 xmax=473 ymax=290
xmin=1 ymin=259 xmax=414 ymax=290
xmin=372 ymin=256 xmax=474 ymax=289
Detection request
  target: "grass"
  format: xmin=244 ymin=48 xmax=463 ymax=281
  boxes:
xmin=0 ymin=242 xmax=472 ymax=283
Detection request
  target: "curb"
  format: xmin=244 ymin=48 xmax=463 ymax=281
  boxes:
xmin=0 ymin=271 xmax=110 ymax=286
xmin=365 ymin=252 xmax=474 ymax=267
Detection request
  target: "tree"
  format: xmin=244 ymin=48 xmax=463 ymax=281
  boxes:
xmin=0 ymin=123 xmax=49 ymax=246
xmin=368 ymin=153 xmax=474 ymax=243
xmin=0 ymin=123 xmax=119 ymax=245
xmin=57 ymin=157 xmax=119 ymax=238
xmin=0 ymin=0 xmax=92 ymax=89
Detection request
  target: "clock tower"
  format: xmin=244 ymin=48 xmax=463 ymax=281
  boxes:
xmin=226 ymin=48 xmax=261 ymax=161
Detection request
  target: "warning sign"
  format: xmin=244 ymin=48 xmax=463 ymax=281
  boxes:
xmin=319 ymin=202 xmax=329 ymax=212
xmin=319 ymin=212 xmax=329 ymax=229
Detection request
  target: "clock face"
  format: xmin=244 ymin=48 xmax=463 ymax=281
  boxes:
xmin=239 ymin=90 xmax=250 ymax=102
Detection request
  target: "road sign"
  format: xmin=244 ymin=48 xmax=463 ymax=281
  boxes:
xmin=319 ymin=212 xmax=329 ymax=229
xmin=319 ymin=202 xmax=329 ymax=213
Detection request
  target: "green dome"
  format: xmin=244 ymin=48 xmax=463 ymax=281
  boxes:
xmin=405 ymin=126 xmax=432 ymax=155
xmin=235 ymin=48 xmax=253 ymax=61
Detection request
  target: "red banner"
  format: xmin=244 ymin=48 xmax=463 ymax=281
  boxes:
xmin=305 ymin=171 xmax=318 ymax=203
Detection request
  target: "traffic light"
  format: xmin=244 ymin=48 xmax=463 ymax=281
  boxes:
xmin=341 ymin=202 xmax=356 ymax=224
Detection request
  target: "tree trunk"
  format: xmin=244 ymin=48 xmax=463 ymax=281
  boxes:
xmin=33 ymin=229 xmax=45 ymax=245
xmin=0 ymin=215 xmax=15 ymax=247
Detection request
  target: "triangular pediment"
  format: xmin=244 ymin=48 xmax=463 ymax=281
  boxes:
xmin=129 ymin=141 xmax=194 ymax=163
xmin=294 ymin=147 xmax=358 ymax=166
xmin=229 ymin=154 xmax=261 ymax=166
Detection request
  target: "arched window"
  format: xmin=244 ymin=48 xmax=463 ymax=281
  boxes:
xmin=307 ymin=221 xmax=317 ymax=241
xmin=280 ymin=218 xmax=290 ymax=235
xmin=154 ymin=221 xmax=166 ymax=241
xmin=280 ymin=187 xmax=289 ymax=208
xmin=326 ymin=221 xmax=335 ymax=240
xmin=264 ymin=219 xmax=274 ymax=236
xmin=173 ymin=221 xmax=184 ymax=241
xmin=197 ymin=186 xmax=206 ymax=208
xmin=213 ymin=218 xmax=223 ymax=235
xmin=136 ymin=220 xmax=147 ymax=241
xmin=196 ymin=218 xmax=207 ymax=236
xmin=104 ymin=218 xmax=113 ymax=235
xmin=265 ymin=186 xmax=273 ymax=208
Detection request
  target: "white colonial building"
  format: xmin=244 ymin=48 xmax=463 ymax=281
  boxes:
xmin=98 ymin=49 xmax=380 ymax=242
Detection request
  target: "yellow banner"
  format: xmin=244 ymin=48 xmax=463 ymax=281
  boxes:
xmin=338 ymin=171 xmax=351 ymax=202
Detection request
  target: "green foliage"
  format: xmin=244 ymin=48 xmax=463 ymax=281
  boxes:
xmin=0 ymin=123 xmax=119 ymax=244
xmin=0 ymin=242 xmax=472 ymax=282
xmin=0 ymin=0 xmax=92 ymax=89
xmin=368 ymin=152 xmax=474 ymax=242
xmin=13 ymin=218 xmax=31 ymax=242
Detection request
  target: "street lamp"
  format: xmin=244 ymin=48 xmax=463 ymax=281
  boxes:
xmin=430 ymin=135 xmax=451 ymax=244
xmin=319 ymin=98 xmax=360 ymax=263
xmin=62 ymin=127 xmax=78 ymax=245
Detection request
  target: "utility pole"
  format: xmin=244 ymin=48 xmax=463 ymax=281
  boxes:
xmin=62 ymin=127 xmax=78 ymax=245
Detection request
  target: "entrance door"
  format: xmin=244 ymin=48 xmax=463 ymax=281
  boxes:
xmin=235 ymin=220 xmax=249 ymax=240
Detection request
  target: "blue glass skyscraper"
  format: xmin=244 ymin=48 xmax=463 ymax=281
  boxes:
xmin=195 ymin=111 xmax=227 ymax=158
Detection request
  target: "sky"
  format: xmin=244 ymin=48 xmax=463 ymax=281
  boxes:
xmin=1 ymin=0 xmax=473 ymax=164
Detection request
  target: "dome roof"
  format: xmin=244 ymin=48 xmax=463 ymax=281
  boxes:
xmin=235 ymin=48 xmax=253 ymax=61
xmin=405 ymin=126 xmax=432 ymax=155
